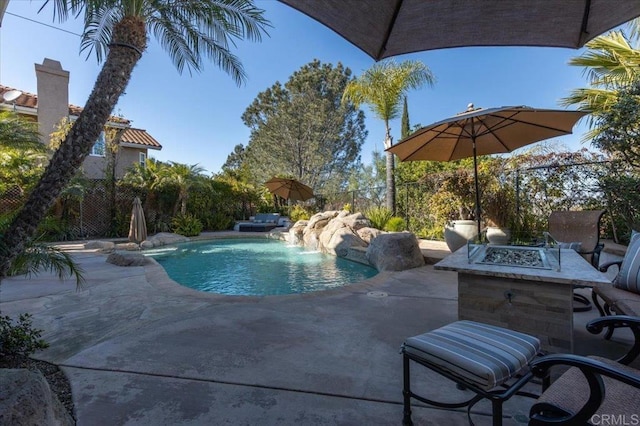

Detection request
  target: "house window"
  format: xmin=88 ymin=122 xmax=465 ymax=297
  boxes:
xmin=139 ymin=152 xmax=146 ymax=166
xmin=90 ymin=132 xmax=106 ymax=156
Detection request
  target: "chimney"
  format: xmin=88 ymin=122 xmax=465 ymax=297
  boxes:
xmin=35 ymin=58 xmax=69 ymax=145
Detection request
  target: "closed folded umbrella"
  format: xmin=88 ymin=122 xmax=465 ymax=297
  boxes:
xmin=387 ymin=105 xmax=588 ymax=236
xmin=280 ymin=0 xmax=640 ymax=60
xmin=128 ymin=197 xmax=147 ymax=244
xmin=265 ymin=177 xmax=314 ymax=201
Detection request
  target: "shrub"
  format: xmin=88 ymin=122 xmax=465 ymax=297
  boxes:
xmin=0 ymin=313 xmax=49 ymax=360
xmin=201 ymin=212 xmax=234 ymax=231
xmin=290 ymin=205 xmax=311 ymax=222
xmin=36 ymin=216 xmax=77 ymax=241
xmin=365 ymin=206 xmax=393 ymax=230
xmin=384 ymin=216 xmax=407 ymax=232
xmin=342 ymin=203 xmax=352 ymax=213
xmin=171 ymin=213 xmax=203 ymax=237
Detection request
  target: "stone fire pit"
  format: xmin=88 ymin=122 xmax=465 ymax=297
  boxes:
xmin=470 ymin=245 xmax=558 ymax=270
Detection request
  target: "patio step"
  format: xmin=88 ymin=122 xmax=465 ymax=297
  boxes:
xmin=418 ymin=239 xmax=450 ymax=265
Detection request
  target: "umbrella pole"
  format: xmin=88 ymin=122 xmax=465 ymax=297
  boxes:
xmin=472 ymin=138 xmax=482 ymax=239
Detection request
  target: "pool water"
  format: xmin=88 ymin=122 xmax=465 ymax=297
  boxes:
xmin=145 ymin=238 xmax=378 ymax=296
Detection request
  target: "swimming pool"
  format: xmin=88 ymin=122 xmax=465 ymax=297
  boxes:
xmin=145 ymin=238 xmax=378 ymax=296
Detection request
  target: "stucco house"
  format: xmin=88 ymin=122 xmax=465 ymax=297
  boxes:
xmin=0 ymin=58 xmax=162 ymax=179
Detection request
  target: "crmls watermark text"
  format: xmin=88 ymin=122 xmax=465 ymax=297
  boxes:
xmin=591 ymin=414 xmax=640 ymax=425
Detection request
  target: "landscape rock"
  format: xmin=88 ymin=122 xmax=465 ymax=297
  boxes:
xmin=83 ymin=240 xmax=115 ymax=251
xmin=0 ymin=369 xmax=74 ymax=426
xmin=366 ymin=232 xmax=425 ymax=271
xmin=106 ymin=252 xmax=150 ymax=267
xmin=142 ymin=232 xmax=189 ymax=248
xmin=115 ymin=242 xmax=140 ymax=251
xmin=325 ymin=227 xmax=367 ymax=257
xmin=340 ymin=212 xmax=370 ymax=231
xmin=357 ymin=227 xmax=383 ymax=244
xmin=317 ymin=215 xmax=368 ymax=256
xmin=303 ymin=211 xmax=338 ymax=250
xmin=288 ymin=220 xmax=308 ymax=245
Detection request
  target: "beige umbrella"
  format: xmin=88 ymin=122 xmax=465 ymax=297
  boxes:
xmin=128 ymin=197 xmax=147 ymax=244
xmin=280 ymin=0 xmax=640 ymax=60
xmin=265 ymin=177 xmax=314 ymax=201
xmin=387 ymin=105 xmax=588 ymax=236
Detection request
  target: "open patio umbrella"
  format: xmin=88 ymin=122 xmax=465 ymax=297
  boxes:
xmin=128 ymin=197 xmax=147 ymax=244
xmin=387 ymin=105 xmax=588 ymax=236
xmin=279 ymin=0 xmax=640 ymax=60
xmin=265 ymin=177 xmax=314 ymax=201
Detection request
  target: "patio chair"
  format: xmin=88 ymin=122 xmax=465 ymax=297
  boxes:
xmin=591 ymin=230 xmax=640 ymax=339
xmin=401 ymin=316 xmax=640 ymax=426
xmin=548 ymin=210 xmax=605 ymax=268
xmin=548 ymin=210 xmax=605 ymax=312
xmin=528 ymin=315 xmax=640 ymax=425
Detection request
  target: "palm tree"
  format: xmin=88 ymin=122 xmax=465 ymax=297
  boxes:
xmin=0 ymin=0 xmax=269 ymax=278
xmin=159 ymin=162 xmax=206 ymax=215
xmin=561 ymin=19 xmax=640 ymax=139
xmin=342 ymin=60 xmax=435 ymax=213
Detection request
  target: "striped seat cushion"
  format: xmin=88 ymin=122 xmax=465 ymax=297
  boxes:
xmin=614 ymin=230 xmax=640 ymax=294
xmin=403 ymin=321 xmax=541 ymax=391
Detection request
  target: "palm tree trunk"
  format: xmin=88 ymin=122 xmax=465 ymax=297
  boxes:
xmin=0 ymin=17 xmax=147 ymax=278
xmin=383 ymin=126 xmax=395 ymax=214
xmin=385 ymin=150 xmax=395 ymax=214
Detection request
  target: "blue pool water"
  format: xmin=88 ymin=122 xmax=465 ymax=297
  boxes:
xmin=145 ymin=238 xmax=378 ymax=296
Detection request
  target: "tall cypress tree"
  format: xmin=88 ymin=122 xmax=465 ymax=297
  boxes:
xmin=401 ymin=96 xmax=410 ymax=140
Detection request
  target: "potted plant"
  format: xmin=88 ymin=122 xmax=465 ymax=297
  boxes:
xmin=483 ymin=182 xmax=516 ymax=245
xmin=430 ymin=169 xmax=480 ymax=252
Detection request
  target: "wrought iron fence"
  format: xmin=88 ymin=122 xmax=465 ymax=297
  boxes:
xmin=320 ymin=160 xmax=637 ymax=243
xmin=1 ymin=160 xmax=637 ymax=242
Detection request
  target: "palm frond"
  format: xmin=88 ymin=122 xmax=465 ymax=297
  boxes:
xmin=147 ymin=0 xmax=270 ymax=83
xmin=7 ymin=242 xmax=85 ymax=288
xmin=81 ymin=4 xmax=120 ymax=62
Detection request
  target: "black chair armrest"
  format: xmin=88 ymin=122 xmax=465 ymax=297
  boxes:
xmin=578 ymin=243 xmax=604 ymax=256
xmin=599 ymin=259 xmax=622 ymax=273
xmin=586 ymin=316 xmax=640 ymax=364
xmin=529 ymin=354 xmax=640 ymax=425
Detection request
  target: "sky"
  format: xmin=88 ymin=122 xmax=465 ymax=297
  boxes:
xmin=0 ymin=0 xmax=602 ymax=175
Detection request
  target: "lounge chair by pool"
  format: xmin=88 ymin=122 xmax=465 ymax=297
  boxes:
xmin=237 ymin=213 xmax=281 ymax=232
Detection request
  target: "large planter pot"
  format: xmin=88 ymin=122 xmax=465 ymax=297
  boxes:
xmin=444 ymin=220 xmax=478 ymax=252
xmin=486 ymin=226 xmax=511 ymax=245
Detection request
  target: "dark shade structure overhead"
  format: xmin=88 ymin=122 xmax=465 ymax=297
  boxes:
xmin=265 ymin=177 xmax=314 ymax=201
xmin=387 ymin=105 xmax=588 ymax=236
xmin=279 ymin=0 xmax=640 ymax=60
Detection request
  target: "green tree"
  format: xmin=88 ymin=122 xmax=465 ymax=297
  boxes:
xmin=401 ymin=96 xmax=410 ymax=139
xmin=561 ymin=19 xmax=640 ymax=138
xmin=0 ymin=0 xmax=269 ymax=278
xmin=159 ymin=162 xmax=207 ymax=215
xmin=342 ymin=60 xmax=435 ymax=214
xmin=592 ymin=84 xmax=640 ymax=168
xmin=241 ymin=60 xmax=367 ymax=194
xmin=0 ymin=111 xmax=43 ymax=150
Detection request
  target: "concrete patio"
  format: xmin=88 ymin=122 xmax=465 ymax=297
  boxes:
xmin=0 ymin=238 xmax=633 ymax=425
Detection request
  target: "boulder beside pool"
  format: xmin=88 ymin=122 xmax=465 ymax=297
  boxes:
xmin=140 ymin=232 xmax=189 ymax=249
xmin=366 ymin=232 xmax=425 ymax=271
xmin=106 ymin=252 xmax=150 ymax=267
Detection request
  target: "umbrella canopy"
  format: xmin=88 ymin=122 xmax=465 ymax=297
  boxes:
xmin=265 ymin=177 xmax=314 ymax=201
xmin=128 ymin=197 xmax=147 ymax=244
xmin=387 ymin=105 xmax=588 ymax=236
xmin=280 ymin=0 xmax=640 ymax=61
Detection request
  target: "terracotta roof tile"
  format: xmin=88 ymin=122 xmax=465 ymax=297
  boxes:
xmin=119 ymin=127 xmax=162 ymax=150
xmin=0 ymin=84 xmax=130 ymax=125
